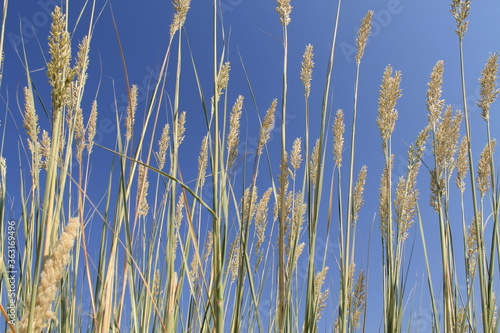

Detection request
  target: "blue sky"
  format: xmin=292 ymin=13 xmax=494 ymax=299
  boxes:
xmin=1 ymin=0 xmax=500 ymax=331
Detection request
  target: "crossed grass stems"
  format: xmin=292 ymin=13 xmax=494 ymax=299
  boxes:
xmin=0 ymin=0 xmax=499 ymax=331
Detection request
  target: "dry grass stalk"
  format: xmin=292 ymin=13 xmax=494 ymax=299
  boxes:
xmin=257 ymin=99 xmax=277 ymax=155
xmin=170 ymin=0 xmax=191 ymax=37
xmin=156 ymin=123 xmax=170 ymax=170
xmin=355 ymin=11 xmax=373 ymax=65
xmin=125 ymin=85 xmax=138 ymax=142
xmin=276 ymin=0 xmax=292 ymax=26
xmin=86 ymin=100 xmax=98 ymax=154
xmin=450 ymin=0 xmax=471 ymax=39
xmin=301 ymin=44 xmax=314 ymax=97
xmin=377 ymin=65 xmax=401 ymax=148
xmin=227 ymin=95 xmax=244 ymax=169
xmin=477 ymin=52 xmax=499 ymax=121
xmin=427 ymin=61 xmax=445 ymax=127
xmin=477 ymin=139 xmax=496 ymax=196
xmin=19 ymin=218 xmax=80 ymax=333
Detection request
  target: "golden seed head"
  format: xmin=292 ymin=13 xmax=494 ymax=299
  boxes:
xmin=255 ymin=188 xmax=273 ymax=268
xmin=477 ymin=139 xmax=496 ymax=196
xmin=19 ymin=218 xmax=79 ymax=333
xmin=314 ymin=266 xmax=330 ymax=323
xmin=379 ymin=154 xmax=394 ymax=240
xmin=290 ymin=138 xmax=302 ymax=171
xmin=23 ymin=87 xmax=39 ymax=143
xmin=450 ymin=0 xmax=471 ymax=39
xmin=467 ymin=216 xmax=478 ymax=278
xmin=456 ymin=136 xmax=469 ymax=192
xmin=300 ymin=44 xmax=314 ymax=96
xmin=203 ymin=230 xmax=213 ymax=263
xmin=156 ymin=123 xmax=170 ymax=171
xmin=427 ymin=61 xmax=445 ymax=127
xmin=47 ymin=6 xmax=73 ymax=112
xmin=433 ymin=106 xmax=462 ymax=171
xmin=355 ymin=11 xmax=373 ymax=65
xmin=125 ymin=85 xmax=138 ymax=142
xmin=477 ymin=52 xmax=499 ymax=121
xmin=170 ymin=0 xmax=191 ymax=37
xmin=137 ymin=163 xmax=150 ymax=217
xmin=227 ymin=95 xmax=244 ymax=169
xmin=352 ymin=270 xmax=367 ymax=329
xmin=257 ymin=99 xmax=277 ymax=155
xmin=352 ymin=166 xmax=368 ymax=224
xmin=40 ymin=130 xmax=51 ymax=170
xmin=86 ymin=100 xmax=98 ymax=155
xmin=74 ymin=36 xmax=90 ymax=92
xmin=75 ymin=106 xmax=85 ymax=163
xmin=276 ymin=0 xmax=292 ymax=26
xmin=333 ymin=109 xmax=345 ymax=167
xmin=377 ymin=65 xmax=402 ymax=148
xmin=175 ymin=111 xmax=187 ymax=152
xmin=310 ymin=138 xmax=321 ymax=187
xmin=227 ymin=236 xmax=241 ymax=283
xmin=197 ymin=135 xmax=209 ymax=188
xmin=216 ymin=62 xmax=230 ymax=102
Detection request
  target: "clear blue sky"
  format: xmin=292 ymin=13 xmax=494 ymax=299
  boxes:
xmin=1 ymin=0 xmax=500 ymax=331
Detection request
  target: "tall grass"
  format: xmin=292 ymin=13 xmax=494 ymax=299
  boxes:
xmin=1 ymin=0 xmax=499 ymax=332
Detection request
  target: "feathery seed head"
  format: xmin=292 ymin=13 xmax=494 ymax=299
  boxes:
xmin=125 ymin=85 xmax=138 ymax=142
xmin=310 ymin=138 xmax=321 ymax=187
xmin=377 ymin=65 xmax=402 ymax=148
xmin=255 ymin=188 xmax=273 ymax=268
xmin=352 ymin=166 xmax=368 ymax=224
xmin=467 ymin=217 xmax=478 ymax=278
xmin=450 ymin=0 xmax=471 ymax=39
xmin=216 ymin=62 xmax=230 ymax=102
xmin=227 ymin=95 xmax=244 ymax=169
xmin=137 ymin=163 xmax=150 ymax=217
xmin=477 ymin=52 xmax=499 ymax=121
xmin=47 ymin=6 xmax=73 ymax=112
xmin=456 ymin=136 xmax=469 ymax=191
xmin=427 ymin=61 xmax=445 ymax=126
xmin=301 ymin=44 xmax=314 ymax=97
xmin=333 ymin=109 xmax=345 ymax=167
xmin=355 ymin=11 xmax=374 ymax=65
xmin=86 ymin=100 xmax=98 ymax=154
xmin=23 ymin=87 xmax=39 ymax=143
xmin=290 ymin=138 xmax=302 ymax=171
xmin=257 ymin=99 xmax=277 ymax=155
xmin=156 ymin=123 xmax=170 ymax=170
xmin=19 ymin=218 xmax=79 ymax=333
xmin=170 ymin=0 xmax=191 ymax=37
xmin=477 ymin=139 xmax=496 ymax=196
xmin=175 ymin=111 xmax=187 ymax=152
xmin=379 ymin=154 xmax=394 ymax=240
xmin=197 ymin=135 xmax=209 ymax=188
xmin=276 ymin=0 xmax=292 ymax=26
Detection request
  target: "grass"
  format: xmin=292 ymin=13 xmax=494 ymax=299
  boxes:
xmin=0 ymin=0 xmax=500 ymax=332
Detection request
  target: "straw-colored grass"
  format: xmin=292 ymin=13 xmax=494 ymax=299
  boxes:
xmin=1 ymin=0 xmax=499 ymax=332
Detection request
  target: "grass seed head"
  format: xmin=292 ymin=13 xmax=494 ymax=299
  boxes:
xmin=276 ymin=0 xmax=292 ymax=26
xmin=477 ymin=52 xmax=500 ymax=121
xmin=301 ymin=44 xmax=314 ymax=97
xmin=355 ymin=11 xmax=373 ymax=64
